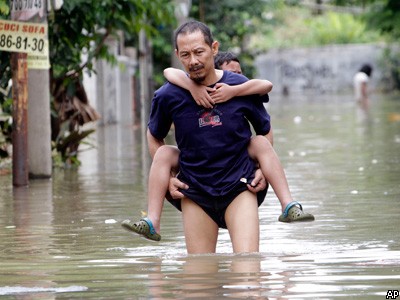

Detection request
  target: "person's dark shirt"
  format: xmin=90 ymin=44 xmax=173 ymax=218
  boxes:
xmin=148 ymin=71 xmax=270 ymax=197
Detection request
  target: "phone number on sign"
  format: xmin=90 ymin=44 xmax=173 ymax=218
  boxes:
xmin=0 ymin=34 xmax=46 ymax=54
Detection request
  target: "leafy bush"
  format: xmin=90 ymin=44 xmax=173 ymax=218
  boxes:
xmin=249 ymin=6 xmax=383 ymax=51
xmin=306 ymin=12 xmax=382 ymax=45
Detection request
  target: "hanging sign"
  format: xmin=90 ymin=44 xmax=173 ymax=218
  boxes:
xmin=0 ymin=19 xmax=49 ymax=69
xmin=10 ymin=0 xmax=46 ymax=22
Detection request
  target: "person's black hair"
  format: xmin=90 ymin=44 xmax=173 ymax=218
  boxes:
xmin=174 ymin=20 xmax=214 ymax=50
xmin=214 ymin=51 xmax=240 ymax=69
xmin=359 ymin=64 xmax=373 ymax=77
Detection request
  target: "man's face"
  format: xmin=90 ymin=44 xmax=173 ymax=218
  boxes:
xmin=220 ymin=61 xmax=242 ymax=74
xmin=175 ymin=31 xmax=218 ymax=84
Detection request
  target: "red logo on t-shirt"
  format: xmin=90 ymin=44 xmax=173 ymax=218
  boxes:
xmin=198 ymin=108 xmax=222 ymax=127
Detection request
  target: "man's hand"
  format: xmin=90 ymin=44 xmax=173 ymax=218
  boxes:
xmin=169 ymin=177 xmax=189 ymax=199
xmin=247 ymin=168 xmax=267 ymax=193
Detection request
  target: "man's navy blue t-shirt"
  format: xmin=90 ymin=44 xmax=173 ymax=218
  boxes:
xmin=148 ymin=70 xmax=271 ymax=198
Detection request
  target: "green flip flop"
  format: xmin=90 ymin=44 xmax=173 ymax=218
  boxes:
xmin=121 ymin=217 xmax=161 ymax=241
xmin=278 ymin=201 xmax=315 ymax=223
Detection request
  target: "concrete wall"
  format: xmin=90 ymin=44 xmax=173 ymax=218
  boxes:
xmin=83 ymin=40 xmax=137 ymax=126
xmin=95 ymin=53 xmax=119 ymax=125
xmin=254 ymin=43 xmax=388 ymax=96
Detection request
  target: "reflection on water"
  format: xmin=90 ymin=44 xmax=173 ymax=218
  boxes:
xmin=0 ymin=93 xmax=399 ymax=299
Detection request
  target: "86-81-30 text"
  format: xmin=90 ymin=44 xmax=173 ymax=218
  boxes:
xmin=0 ymin=34 xmax=45 ymax=53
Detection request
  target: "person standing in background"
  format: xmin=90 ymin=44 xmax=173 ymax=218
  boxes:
xmin=353 ymin=64 xmax=373 ymax=109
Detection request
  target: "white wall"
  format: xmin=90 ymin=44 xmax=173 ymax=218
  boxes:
xmin=255 ymin=43 xmax=389 ymax=96
xmin=83 ymin=40 xmax=137 ymax=126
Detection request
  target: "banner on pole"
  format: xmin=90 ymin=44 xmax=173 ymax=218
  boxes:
xmin=0 ymin=19 xmax=50 ymax=69
xmin=10 ymin=0 xmax=46 ymax=22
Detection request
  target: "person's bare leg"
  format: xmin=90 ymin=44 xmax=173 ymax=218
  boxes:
xmin=248 ymin=135 xmax=293 ymax=211
xmin=248 ymin=136 xmax=315 ymax=222
xmin=230 ymin=256 xmax=262 ymax=297
xmin=225 ymin=191 xmax=259 ymax=253
xmin=181 ymin=197 xmax=219 ymax=254
xmin=121 ymin=145 xmax=180 ymax=240
xmin=147 ymin=145 xmax=179 ymax=233
xmin=265 ymin=127 xmax=273 ymax=146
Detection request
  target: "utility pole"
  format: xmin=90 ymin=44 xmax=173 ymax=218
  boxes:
xmin=26 ymin=1 xmax=52 ymax=179
xmin=11 ymin=52 xmax=28 ymax=186
xmin=7 ymin=0 xmax=56 ymax=185
xmin=8 ymin=0 xmax=46 ymax=186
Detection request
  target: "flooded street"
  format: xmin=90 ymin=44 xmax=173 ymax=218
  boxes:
xmin=0 ymin=93 xmax=399 ymax=299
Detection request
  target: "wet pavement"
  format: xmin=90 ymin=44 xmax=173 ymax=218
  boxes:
xmin=0 ymin=93 xmax=399 ymax=299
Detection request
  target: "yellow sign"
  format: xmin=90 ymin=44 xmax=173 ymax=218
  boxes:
xmin=27 ymin=54 xmax=50 ymax=69
xmin=0 ymin=19 xmax=49 ymax=69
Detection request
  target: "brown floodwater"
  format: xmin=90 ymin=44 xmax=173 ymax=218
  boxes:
xmin=0 ymin=93 xmax=399 ymax=299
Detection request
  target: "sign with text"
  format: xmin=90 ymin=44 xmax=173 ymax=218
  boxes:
xmin=10 ymin=0 xmax=45 ymax=21
xmin=0 ymin=19 xmax=48 ymax=55
xmin=0 ymin=19 xmax=49 ymax=69
xmin=27 ymin=54 xmax=50 ymax=69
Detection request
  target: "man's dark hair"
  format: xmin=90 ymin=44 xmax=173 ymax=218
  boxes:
xmin=174 ymin=20 xmax=214 ymax=50
xmin=214 ymin=51 xmax=240 ymax=69
xmin=359 ymin=64 xmax=373 ymax=77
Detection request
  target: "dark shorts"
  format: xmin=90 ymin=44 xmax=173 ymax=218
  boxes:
xmin=166 ymin=183 xmax=268 ymax=229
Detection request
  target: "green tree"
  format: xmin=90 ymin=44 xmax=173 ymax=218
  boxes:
xmin=0 ymin=0 xmax=8 ymax=14
xmin=361 ymin=0 xmax=400 ymax=89
xmin=330 ymin=0 xmax=400 ymax=39
xmin=190 ymin=0 xmax=270 ymax=76
xmin=0 ymin=0 xmax=175 ymax=165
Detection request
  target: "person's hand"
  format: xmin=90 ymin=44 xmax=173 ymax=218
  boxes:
xmin=210 ymin=83 xmax=237 ymax=103
xmin=169 ymin=177 xmax=189 ymax=199
xmin=190 ymin=85 xmax=216 ymax=108
xmin=247 ymin=168 xmax=267 ymax=193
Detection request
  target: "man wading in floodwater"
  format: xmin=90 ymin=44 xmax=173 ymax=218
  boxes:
xmin=122 ymin=20 xmax=314 ymax=253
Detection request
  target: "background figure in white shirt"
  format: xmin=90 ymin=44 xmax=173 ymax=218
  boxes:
xmin=353 ymin=64 xmax=373 ymax=109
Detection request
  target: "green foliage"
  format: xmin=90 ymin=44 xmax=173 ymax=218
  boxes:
xmin=379 ymin=46 xmax=400 ymax=90
xmin=0 ymin=112 xmax=12 ymax=159
xmin=0 ymin=51 xmax=11 ymax=110
xmin=47 ymin=0 xmax=174 ymax=166
xmin=306 ymin=11 xmax=381 ymax=45
xmin=189 ymin=0 xmax=272 ymax=76
xmin=0 ymin=0 xmax=175 ymax=167
xmin=0 ymin=0 xmax=9 ymax=15
xmin=363 ymin=0 xmax=400 ymax=40
xmin=151 ymin=23 xmax=176 ymax=87
xmin=0 ymin=49 xmax=11 ymax=160
xmin=49 ymin=0 xmax=174 ymax=80
xmin=249 ymin=5 xmax=382 ymax=51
